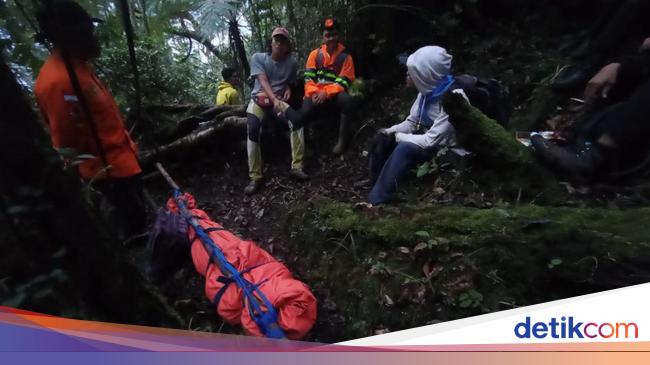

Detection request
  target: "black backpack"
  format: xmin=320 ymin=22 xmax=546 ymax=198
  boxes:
xmin=453 ymin=74 xmax=511 ymax=128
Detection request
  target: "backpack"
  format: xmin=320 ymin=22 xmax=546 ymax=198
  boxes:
xmin=146 ymin=209 xmax=190 ymax=282
xmin=453 ymin=74 xmax=512 ymax=128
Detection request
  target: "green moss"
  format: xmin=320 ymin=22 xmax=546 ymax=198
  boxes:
xmin=286 ymin=197 xmax=650 ymax=342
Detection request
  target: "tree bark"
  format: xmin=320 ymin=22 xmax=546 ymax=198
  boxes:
xmin=170 ymin=29 xmax=223 ymax=60
xmin=228 ymin=16 xmax=250 ymax=78
xmin=139 ymin=116 xmax=247 ymax=166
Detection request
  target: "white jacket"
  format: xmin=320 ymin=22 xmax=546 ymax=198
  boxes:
xmin=385 ymin=46 xmax=468 ymax=151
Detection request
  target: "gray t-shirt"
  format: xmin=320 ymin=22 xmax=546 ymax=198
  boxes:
xmin=250 ymin=52 xmax=298 ymax=97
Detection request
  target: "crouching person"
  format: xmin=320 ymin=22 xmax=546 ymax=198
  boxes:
xmin=368 ymin=46 xmax=467 ymax=205
xmin=245 ymin=27 xmax=308 ymax=195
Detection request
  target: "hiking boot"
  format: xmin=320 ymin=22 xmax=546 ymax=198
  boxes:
xmin=244 ymin=179 xmax=263 ymax=195
xmin=288 ymin=168 xmax=309 ymax=181
xmin=332 ymin=114 xmax=352 ymax=155
xmin=552 ymin=64 xmax=599 ymax=91
xmin=531 ymin=134 xmax=604 ymax=181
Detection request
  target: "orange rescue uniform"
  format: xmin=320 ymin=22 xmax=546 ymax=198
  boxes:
xmin=304 ymin=43 xmax=355 ymax=99
xmin=35 ymin=51 xmax=141 ymax=179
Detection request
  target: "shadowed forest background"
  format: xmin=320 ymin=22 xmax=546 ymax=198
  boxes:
xmin=2 ymin=0 xmax=650 ymax=342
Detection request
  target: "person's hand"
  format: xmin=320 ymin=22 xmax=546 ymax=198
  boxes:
xmin=584 ymin=63 xmax=620 ymax=102
xmin=639 ymin=37 xmax=650 ymax=52
xmin=281 ymin=88 xmax=291 ymax=102
xmin=312 ymin=91 xmax=327 ymax=105
xmin=272 ymin=96 xmax=284 ymax=113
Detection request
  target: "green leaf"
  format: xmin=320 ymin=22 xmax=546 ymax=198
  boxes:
xmin=415 ymin=231 xmax=430 ymax=238
xmin=416 ymin=162 xmax=431 ymax=178
xmin=548 ymin=258 xmax=563 ymax=269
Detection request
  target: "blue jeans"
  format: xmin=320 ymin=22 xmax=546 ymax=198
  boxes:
xmin=368 ymin=142 xmax=435 ymax=205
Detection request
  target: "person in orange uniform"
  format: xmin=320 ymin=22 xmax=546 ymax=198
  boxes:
xmin=301 ymin=18 xmax=357 ymax=155
xmin=34 ymin=0 xmax=145 ymax=237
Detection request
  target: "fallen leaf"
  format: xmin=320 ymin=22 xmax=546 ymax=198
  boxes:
xmin=413 ymin=242 xmax=428 ymax=252
xmin=384 ymin=294 xmax=394 ymax=306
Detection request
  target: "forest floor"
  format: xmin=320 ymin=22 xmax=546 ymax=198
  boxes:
xmin=138 ymin=24 xmax=650 ymax=342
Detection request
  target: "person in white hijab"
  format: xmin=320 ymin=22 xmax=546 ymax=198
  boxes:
xmin=368 ymin=46 xmax=468 ymax=205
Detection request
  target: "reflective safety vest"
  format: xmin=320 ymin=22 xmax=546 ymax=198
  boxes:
xmin=303 ymin=43 xmax=355 ymax=99
xmin=308 ymin=49 xmax=350 ymax=88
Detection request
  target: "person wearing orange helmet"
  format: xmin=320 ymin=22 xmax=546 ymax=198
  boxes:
xmin=301 ymin=18 xmax=357 ymax=155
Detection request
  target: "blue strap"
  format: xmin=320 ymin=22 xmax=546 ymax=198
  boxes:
xmin=212 ymin=262 xmax=271 ymax=308
xmin=417 ymin=74 xmax=455 ymax=128
xmin=173 ymin=190 xmax=285 ymax=339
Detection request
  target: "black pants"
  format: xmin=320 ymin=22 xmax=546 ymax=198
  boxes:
xmin=96 ymin=173 xmax=147 ymax=238
xmin=574 ymin=79 xmax=650 ymax=172
xmin=295 ymin=92 xmax=356 ymax=126
xmin=587 ymin=0 xmax=650 ymax=64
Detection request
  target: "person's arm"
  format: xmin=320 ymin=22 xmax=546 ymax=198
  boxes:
xmin=258 ymin=72 xmax=281 ymax=108
xmin=392 ymin=90 xmax=468 ymax=148
xmin=383 ymin=95 xmax=422 ymax=135
xmin=395 ymin=108 xmax=455 ymax=149
xmin=304 ymin=50 xmax=320 ymax=99
xmin=617 ymin=51 xmax=650 ymax=84
xmin=586 ymin=48 xmax=650 ymax=101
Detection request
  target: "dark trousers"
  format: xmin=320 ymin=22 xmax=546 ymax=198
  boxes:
xmin=368 ymin=141 xmax=435 ymax=205
xmin=294 ymin=92 xmax=356 ymax=127
xmin=587 ymin=0 xmax=650 ymax=64
xmin=573 ymin=79 xmax=650 ymax=172
xmin=96 ymin=173 xmax=147 ymax=238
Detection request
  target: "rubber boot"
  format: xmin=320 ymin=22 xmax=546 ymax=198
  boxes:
xmin=332 ymin=113 xmax=352 ymax=155
xmin=245 ymin=139 xmax=263 ymax=194
xmin=289 ymin=128 xmax=309 ymax=180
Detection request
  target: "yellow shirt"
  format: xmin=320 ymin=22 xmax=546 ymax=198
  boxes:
xmin=215 ymin=81 xmax=241 ymax=105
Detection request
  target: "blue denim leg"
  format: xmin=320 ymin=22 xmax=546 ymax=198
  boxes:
xmin=368 ymin=142 xmax=435 ymax=205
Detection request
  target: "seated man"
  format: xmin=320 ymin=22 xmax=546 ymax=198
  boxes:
xmin=34 ymin=0 xmax=145 ymax=237
xmin=368 ymin=46 xmax=468 ymax=205
xmin=215 ymin=66 xmax=241 ymax=105
xmin=244 ymin=27 xmax=307 ymax=195
xmin=533 ymin=43 xmax=650 ymax=181
xmin=300 ymin=18 xmax=356 ymax=155
xmin=554 ymin=0 xmax=650 ymax=90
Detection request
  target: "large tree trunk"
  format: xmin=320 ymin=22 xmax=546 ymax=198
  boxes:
xmin=0 ymin=55 xmax=183 ymax=327
xmin=229 ymin=16 xmax=250 ymax=78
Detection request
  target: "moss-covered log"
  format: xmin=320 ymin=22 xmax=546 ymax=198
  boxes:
xmin=285 ymin=197 xmax=650 ymax=342
xmin=442 ymin=92 xmax=566 ymax=202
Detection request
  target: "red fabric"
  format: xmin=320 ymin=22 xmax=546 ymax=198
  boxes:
xmin=166 ymin=194 xmax=317 ymax=339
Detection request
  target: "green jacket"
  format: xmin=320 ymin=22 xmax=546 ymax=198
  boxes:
xmin=215 ymin=81 xmax=241 ymax=105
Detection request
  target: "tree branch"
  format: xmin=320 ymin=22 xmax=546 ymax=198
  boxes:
xmin=169 ymin=29 xmax=222 ymax=60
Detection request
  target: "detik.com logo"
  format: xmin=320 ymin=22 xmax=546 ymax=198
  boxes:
xmin=514 ymin=317 xmax=638 ymax=339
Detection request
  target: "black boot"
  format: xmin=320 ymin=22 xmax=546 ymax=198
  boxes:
xmin=552 ymin=63 xmax=600 ymax=91
xmin=531 ymin=135 xmax=605 ymax=181
xmin=333 ymin=114 xmax=352 ymax=155
xmin=244 ymin=179 xmax=263 ymax=195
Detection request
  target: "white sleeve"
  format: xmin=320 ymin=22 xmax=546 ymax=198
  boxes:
xmin=394 ymin=90 xmax=468 ymax=149
xmin=395 ymin=107 xmax=456 ymax=148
